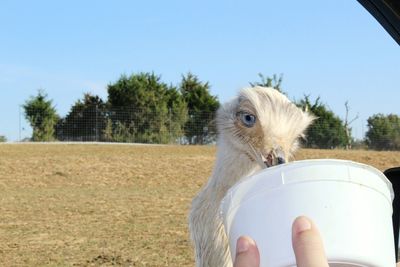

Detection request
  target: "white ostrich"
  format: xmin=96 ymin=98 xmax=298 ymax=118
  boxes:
xmin=189 ymin=86 xmax=315 ymax=267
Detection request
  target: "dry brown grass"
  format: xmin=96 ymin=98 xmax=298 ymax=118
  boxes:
xmin=0 ymin=144 xmax=399 ymax=266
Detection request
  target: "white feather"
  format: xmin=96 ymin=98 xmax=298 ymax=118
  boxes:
xmin=189 ymin=86 xmax=314 ymax=267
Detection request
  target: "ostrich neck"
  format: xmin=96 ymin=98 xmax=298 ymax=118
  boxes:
xmin=207 ymin=137 xmax=260 ymax=201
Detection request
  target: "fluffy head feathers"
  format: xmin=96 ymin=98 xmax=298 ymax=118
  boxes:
xmin=216 ymin=86 xmax=314 ymax=167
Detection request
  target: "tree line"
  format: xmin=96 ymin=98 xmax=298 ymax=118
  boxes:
xmin=20 ymin=72 xmax=400 ymax=150
xmin=23 ymin=72 xmax=219 ymax=145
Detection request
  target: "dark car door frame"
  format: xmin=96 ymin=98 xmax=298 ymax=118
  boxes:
xmin=357 ymin=0 xmax=400 ymax=45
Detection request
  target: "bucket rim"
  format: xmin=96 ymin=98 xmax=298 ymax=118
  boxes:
xmin=220 ymin=159 xmax=394 ymax=218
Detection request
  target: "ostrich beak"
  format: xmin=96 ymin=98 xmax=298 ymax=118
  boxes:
xmin=261 ymin=147 xmax=286 ymax=168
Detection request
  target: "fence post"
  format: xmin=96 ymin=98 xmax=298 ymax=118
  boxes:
xmin=169 ymin=108 xmax=172 ymax=144
xmin=19 ymin=105 xmax=21 ymax=142
xmin=95 ymin=105 xmax=99 ymax=142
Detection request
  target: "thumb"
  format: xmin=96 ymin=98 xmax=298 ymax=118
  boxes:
xmin=233 ymin=236 xmax=260 ymax=267
xmin=292 ymin=216 xmax=329 ymax=267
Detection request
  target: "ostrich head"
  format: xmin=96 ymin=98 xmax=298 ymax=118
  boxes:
xmin=216 ymin=86 xmax=314 ymax=168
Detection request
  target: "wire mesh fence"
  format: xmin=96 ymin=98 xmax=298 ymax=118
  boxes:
xmin=13 ymin=105 xmax=400 ymax=151
xmin=19 ymin=106 xmax=218 ymax=145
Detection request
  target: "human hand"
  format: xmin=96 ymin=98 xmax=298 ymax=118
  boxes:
xmin=234 ymin=216 xmax=400 ymax=267
xmin=233 ymin=216 xmax=330 ymax=267
xmin=233 ymin=216 xmax=400 ymax=267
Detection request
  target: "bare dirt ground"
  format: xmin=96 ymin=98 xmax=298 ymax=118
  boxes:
xmin=0 ymin=144 xmax=399 ymax=266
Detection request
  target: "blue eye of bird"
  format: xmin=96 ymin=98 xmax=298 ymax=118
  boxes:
xmin=237 ymin=112 xmax=256 ymax=127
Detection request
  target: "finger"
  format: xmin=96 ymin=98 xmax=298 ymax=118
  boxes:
xmin=233 ymin=236 xmax=260 ymax=267
xmin=292 ymin=216 xmax=329 ymax=267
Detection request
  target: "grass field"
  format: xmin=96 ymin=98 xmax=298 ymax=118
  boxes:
xmin=0 ymin=144 xmax=399 ymax=266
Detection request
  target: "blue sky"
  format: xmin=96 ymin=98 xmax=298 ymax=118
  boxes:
xmin=1 ymin=0 xmax=399 ymax=141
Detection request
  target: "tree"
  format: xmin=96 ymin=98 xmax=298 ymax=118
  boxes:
xmin=56 ymin=93 xmax=107 ymax=141
xmin=179 ymin=73 xmax=220 ymax=144
xmin=0 ymin=135 xmax=6 ymax=142
xmin=23 ymin=90 xmax=59 ymax=141
xmin=297 ymin=96 xmax=347 ymax=149
xmin=365 ymin=114 xmax=400 ymax=150
xmin=107 ymin=72 xmax=188 ymax=143
xmin=343 ymin=101 xmax=359 ymax=150
xmin=165 ymin=86 xmax=189 ymax=143
xmin=250 ymin=73 xmax=284 ymax=93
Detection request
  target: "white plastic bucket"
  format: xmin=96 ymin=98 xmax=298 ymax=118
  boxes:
xmin=220 ymin=159 xmax=395 ymax=267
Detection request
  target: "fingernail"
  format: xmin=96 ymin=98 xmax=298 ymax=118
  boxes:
xmin=236 ymin=236 xmax=253 ymax=254
xmin=293 ymin=216 xmax=312 ymax=235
